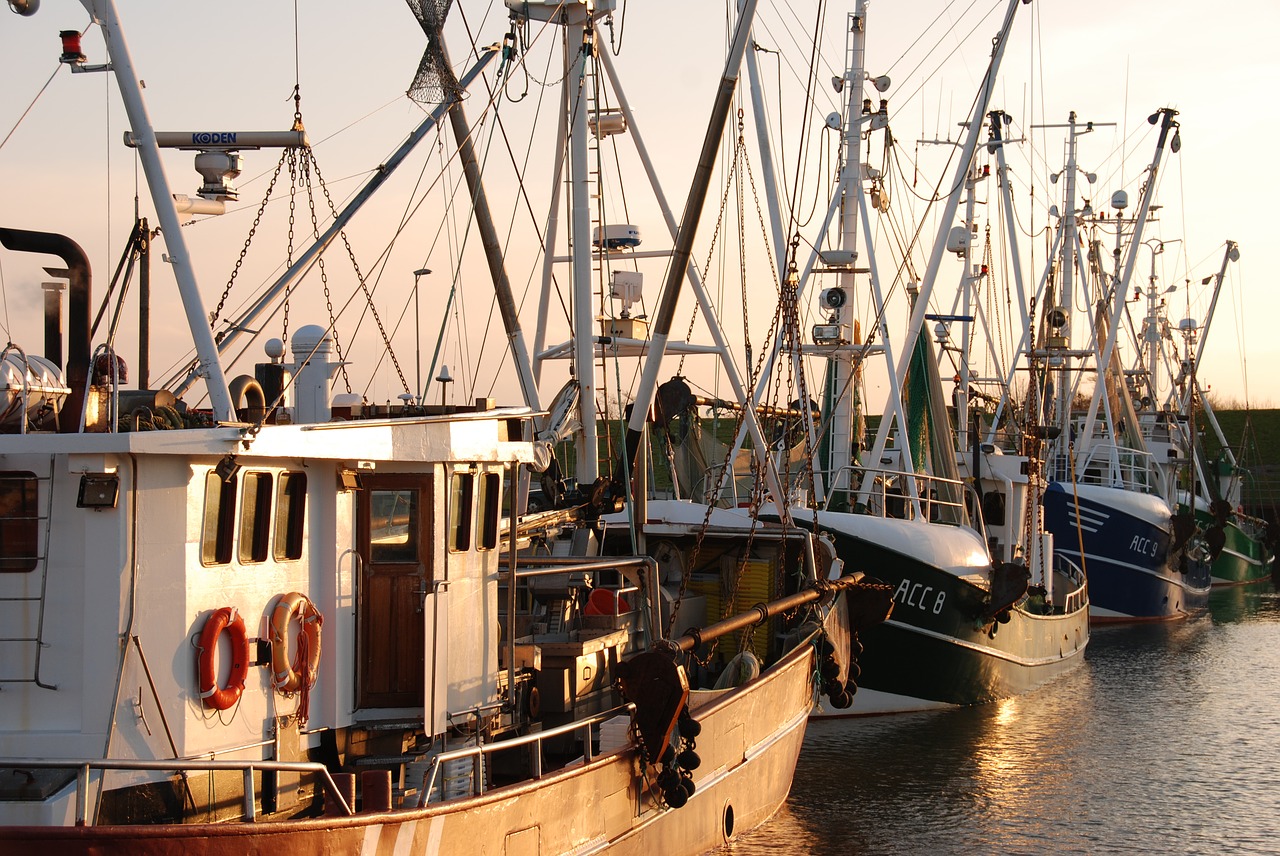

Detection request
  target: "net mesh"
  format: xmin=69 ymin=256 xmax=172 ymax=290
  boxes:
xmin=404 ymin=0 xmax=459 ymax=104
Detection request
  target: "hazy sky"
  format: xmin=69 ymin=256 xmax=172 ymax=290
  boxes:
xmin=0 ymin=0 xmax=1275 ymax=414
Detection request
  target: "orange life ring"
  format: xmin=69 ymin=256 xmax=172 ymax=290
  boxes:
xmin=198 ymin=607 xmax=250 ymax=711
xmin=270 ymin=592 xmax=323 ymax=694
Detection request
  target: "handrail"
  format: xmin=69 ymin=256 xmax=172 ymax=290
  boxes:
xmin=0 ymin=757 xmax=352 ymax=825
xmin=1051 ymin=554 xmax=1088 ymax=616
xmin=419 ymin=705 xmax=635 ymax=805
xmin=825 ymin=464 xmax=970 ymax=526
xmin=1074 ymin=442 xmax=1156 ymax=493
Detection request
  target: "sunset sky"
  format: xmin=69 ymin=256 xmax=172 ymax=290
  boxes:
xmin=1 ymin=0 xmax=1275 ymax=415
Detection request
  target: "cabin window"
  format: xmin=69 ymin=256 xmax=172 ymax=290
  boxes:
xmin=0 ymin=471 xmax=39 ymax=573
xmin=273 ymin=472 xmax=307 ymax=561
xmin=201 ymin=470 xmax=238 ymax=565
xmin=370 ymin=489 xmax=418 ymax=563
xmin=477 ymin=472 xmax=501 ymax=551
xmin=449 ymin=473 xmax=474 ymax=552
xmin=238 ymin=471 xmax=273 ymax=564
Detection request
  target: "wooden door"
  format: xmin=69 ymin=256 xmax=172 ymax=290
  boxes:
xmin=358 ymin=473 xmax=433 ymax=708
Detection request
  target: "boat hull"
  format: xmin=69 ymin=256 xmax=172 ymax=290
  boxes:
xmin=807 ymin=514 xmax=1088 ymax=715
xmin=1044 ymin=482 xmax=1211 ymax=621
xmin=0 ymin=642 xmax=814 ymax=855
xmin=1197 ymin=511 xmax=1274 ymax=586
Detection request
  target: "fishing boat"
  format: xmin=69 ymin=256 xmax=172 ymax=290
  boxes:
xmin=1127 ymin=241 xmax=1275 ymax=587
xmin=706 ymin=0 xmax=1089 ymax=715
xmin=0 ymin=1 xmax=877 ymax=851
xmin=1034 ymin=111 xmax=1213 ymax=621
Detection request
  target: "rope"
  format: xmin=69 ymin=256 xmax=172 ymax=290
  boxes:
xmin=0 ymin=65 xmax=61 ymax=154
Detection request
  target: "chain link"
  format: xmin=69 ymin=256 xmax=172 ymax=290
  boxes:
xmin=209 ymin=150 xmax=290 ymax=334
xmin=307 ymin=151 xmax=410 ymax=398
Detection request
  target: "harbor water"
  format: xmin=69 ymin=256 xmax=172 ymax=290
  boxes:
xmin=730 ymin=585 xmax=1280 ymax=855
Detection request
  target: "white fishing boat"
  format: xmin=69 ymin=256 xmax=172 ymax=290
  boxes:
xmin=0 ymin=1 xmax=877 ymax=851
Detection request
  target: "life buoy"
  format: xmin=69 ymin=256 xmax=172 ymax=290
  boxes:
xmin=270 ymin=591 xmax=323 ymax=694
xmin=198 ymin=607 xmax=250 ymax=711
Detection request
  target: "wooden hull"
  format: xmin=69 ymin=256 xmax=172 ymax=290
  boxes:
xmin=0 ymin=644 xmax=815 ymax=856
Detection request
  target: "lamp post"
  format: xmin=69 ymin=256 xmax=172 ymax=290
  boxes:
xmin=413 ymin=268 xmax=431 ymax=404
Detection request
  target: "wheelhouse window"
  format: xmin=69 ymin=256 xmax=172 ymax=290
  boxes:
xmin=370 ymin=489 xmax=418 ymax=563
xmin=201 ymin=470 xmax=238 ymax=565
xmin=477 ymin=472 xmax=501 ymax=551
xmin=238 ymin=471 xmax=273 ymax=564
xmin=273 ymin=472 xmax=307 ymax=561
xmin=0 ymin=471 xmax=38 ymax=573
xmin=449 ymin=473 xmax=474 ymax=552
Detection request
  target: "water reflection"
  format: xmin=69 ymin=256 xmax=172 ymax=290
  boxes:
xmin=730 ymin=590 xmax=1280 ymax=855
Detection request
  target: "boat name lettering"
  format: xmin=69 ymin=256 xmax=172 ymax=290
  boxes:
xmin=893 ymin=578 xmax=946 ymax=615
xmin=1129 ymin=535 xmax=1158 ymax=557
xmin=191 ymin=132 xmax=237 ymax=145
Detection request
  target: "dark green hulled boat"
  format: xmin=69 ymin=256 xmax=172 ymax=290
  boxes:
xmin=1192 ymin=499 xmax=1275 ymax=586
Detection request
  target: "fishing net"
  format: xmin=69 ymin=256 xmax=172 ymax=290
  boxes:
xmin=404 ymin=0 xmax=460 ymax=105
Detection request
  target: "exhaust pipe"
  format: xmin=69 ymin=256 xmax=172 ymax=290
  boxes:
xmin=0 ymin=227 xmax=91 ymax=433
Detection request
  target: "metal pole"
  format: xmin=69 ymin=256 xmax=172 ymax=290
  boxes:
xmin=83 ymin=0 xmax=233 ymax=420
xmin=414 ymin=268 xmax=430 ymax=402
xmin=138 ymin=218 xmax=150 ymax=389
xmin=622 ymin=0 xmax=763 ymax=495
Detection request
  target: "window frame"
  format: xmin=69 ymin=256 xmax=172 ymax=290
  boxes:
xmin=201 ymin=470 xmax=238 ymax=566
xmin=448 ymin=472 xmax=475 ymax=553
xmin=273 ymin=471 xmax=307 ymax=562
xmin=0 ymin=471 xmax=39 ymax=573
xmin=237 ymin=471 xmax=274 ymax=564
xmin=477 ymin=471 xmax=501 ymax=552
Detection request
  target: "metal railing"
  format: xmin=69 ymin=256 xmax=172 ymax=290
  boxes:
xmin=1053 ymin=554 xmax=1089 ymax=616
xmin=419 ymin=704 xmax=633 ymax=805
xmin=1072 ymin=443 xmax=1157 ymax=493
xmin=830 ymin=465 xmax=970 ymax=526
xmin=0 ymin=757 xmax=352 ymax=826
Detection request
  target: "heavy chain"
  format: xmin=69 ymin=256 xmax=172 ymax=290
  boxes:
xmin=283 ymin=148 xmax=299 ymax=349
xmin=299 ymin=154 xmax=350 ymax=393
xmin=210 ymin=150 xmax=290 ymax=334
xmin=307 ymin=151 xmax=410 ymax=398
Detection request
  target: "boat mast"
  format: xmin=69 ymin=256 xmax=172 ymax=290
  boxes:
xmin=593 ymin=43 xmax=786 ymax=510
xmin=827 ymin=0 xmax=869 ymax=503
xmin=860 ymin=0 xmax=1024 ymax=493
xmin=83 ymin=0 xmax=234 ymax=420
xmin=1075 ymin=108 xmax=1179 ymax=463
xmin=567 ymin=4 xmax=600 ymax=482
xmin=981 ymin=111 xmax=1035 ymax=443
xmin=621 ymin=0 xmax=791 ymax=513
xmin=1190 ymin=241 xmax=1238 ymax=382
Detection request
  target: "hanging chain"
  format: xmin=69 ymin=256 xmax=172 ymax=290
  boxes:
xmin=209 ymin=150 xmax=290 ymax=334
xmin=282 ymin=148 xmax=300 ymax=349
xmin=676 ymin=121 xmax=746 ymax=377
xmin=307 ymin=150 xmax=410 ymax=398
xmin=297 ymin=154 xmax=352 ymax=393
xmin=735 ymin=109 xmax=753 ymax=371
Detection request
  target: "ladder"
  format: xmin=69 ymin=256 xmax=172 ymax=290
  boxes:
xmin=0 ymin=455 xmax=58 ymax=689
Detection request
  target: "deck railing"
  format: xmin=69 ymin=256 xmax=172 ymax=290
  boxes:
xmin=0 ymin=757 xmax=353 ymax=826
xmin=828 ymin=465 xmax=972 ymax=527
xmin=420 ymin=704 xmax=634 ymax=805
